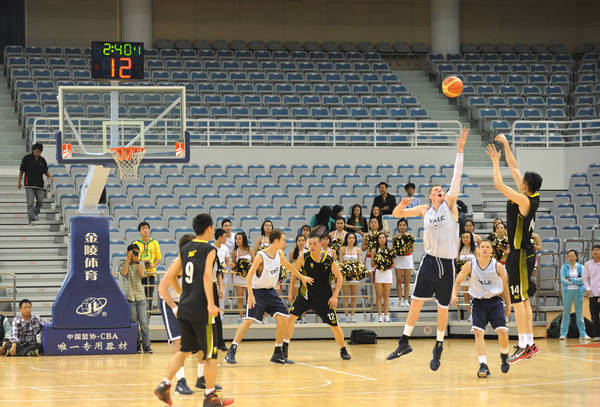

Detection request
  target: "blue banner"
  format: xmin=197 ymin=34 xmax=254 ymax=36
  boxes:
xmin=51 ymin=215 xmax=131 ymax=329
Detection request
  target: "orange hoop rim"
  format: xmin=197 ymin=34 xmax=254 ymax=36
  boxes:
xmin=111 ymin=147 xmax=146 ymax=160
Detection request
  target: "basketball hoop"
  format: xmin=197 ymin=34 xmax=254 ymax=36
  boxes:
xmin=110 ymin=147 xmax=145 ymax=181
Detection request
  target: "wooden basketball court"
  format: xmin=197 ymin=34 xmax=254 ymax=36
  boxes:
xmin=0 ymin=338 xmax=598 ymax=406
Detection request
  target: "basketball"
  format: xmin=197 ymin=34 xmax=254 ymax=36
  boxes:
xmin=442 ymin=76 xmax=463 ymax=98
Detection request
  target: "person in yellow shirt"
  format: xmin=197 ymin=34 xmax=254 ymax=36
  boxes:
xmin=134 ymin=221 xmax=162 ymax=310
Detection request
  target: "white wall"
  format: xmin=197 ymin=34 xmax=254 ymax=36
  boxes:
xmin=185 ymin=146 xmax=457 ymax=168
xmin=516 ymin=146 xmax=600 ymax=190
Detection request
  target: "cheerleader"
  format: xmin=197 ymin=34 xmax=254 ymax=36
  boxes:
xmin=254 ymin=219 xmax=273 ymax=253
xmin=457 ymin=231 xmax=478 ymax=321
xmin=339 ymin=232 xmax=364 ymax=323
xmin=370 ymin=205 xmax=390 ymax=236
xmin=288 ymin=234 xmax=308 ymax=323
xmin=362 ymin=217 xmax=380 ymax=274
xmin=321 ymin=234 xmax=337 ymax=261
xmin=393 ymin=218 xmax=415 ymax=308
xmin=329 ymin=217 xmax=347 ymax=257
xmin=300 ymin=224 xmax=311 ymax=250
xmin=464 ymin=219 xmax=482 ymax=246
xmin=372 ymin=232 xmax=395 ymax=322
xmin=231 ymin=232 xmax=255 ymax=319
xmin=287 ymin=234 xmax=307 ymax=302
xmin=487 ymin=222 xmax=509 ymax=264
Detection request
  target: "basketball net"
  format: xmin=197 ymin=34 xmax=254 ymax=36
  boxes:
xmin=110 ymin=147 xmax=146 ymax=181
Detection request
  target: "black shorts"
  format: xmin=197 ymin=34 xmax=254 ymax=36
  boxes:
xmin=506 ymin=249 xmax=536 ymax=303
xmin=412 ymin=254 xmax=455 ymax=307
xmin=159 ymin=299 xmax=180 ymax=344
xmin=470 ymin=296 xmax=507 ymax=332
xmin=289 ymin=295 xmax=338 ymax=326
xmin=178 ymin=317 xmax=218 ymax=359
xmin=245 ymin=288 xmax=289 ymax=322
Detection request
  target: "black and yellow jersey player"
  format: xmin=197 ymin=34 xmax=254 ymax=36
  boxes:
xmin=287 ymin=232 xmax=352 ymax=360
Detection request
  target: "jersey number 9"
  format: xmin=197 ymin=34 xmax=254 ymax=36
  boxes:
xmin=185 ymin=262 xmax=194 ymax=284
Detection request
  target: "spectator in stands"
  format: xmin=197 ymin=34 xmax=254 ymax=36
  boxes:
xmin=340 ymin=231 xmax=363 ymax=323
xmin=346 ymin=204 xmax=368 ymax=235
xmin=560 ymin=250 xmax=590 ymax=340
xmin=584 ymin=245 xmax=600 ymax=341
xmin=370 ymin=205 xmax=389 ymax=236
xmin=310 ymin=205 xmax=334 ymax=236
xmin=331 ymin=205 xmax=345 ymax=226
xmin=17 ymin=143 xmax=54 ymax=225
xmin=404 ymin=183 xmax=421 ymax=208
xmin=255 ymin=219 xmax=273 ymax=252
xmin=232 ymin=232 xmax=255 ymax=320
xmin=464 ymin=220 xmax=482 ymax=246
xmin=221 ymin=219 xmax=235 ymax=253
xmin=212 ymin=228 xmax=229 ymax=351
xmin=120 ymin=244 xmax=152 ymax=354
xmin=134 ymin=221 xmax=162 ymax=311
xmin=6 ymin=299 xmax=44 ymax=356
xmin=373 ymin=182 xmax=396 ymax=215
xmin=0 ymin=313 xmax=12 ymax=355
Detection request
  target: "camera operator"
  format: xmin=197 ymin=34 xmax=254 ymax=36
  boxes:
xmin=120 ymin=244 xmax=152 ymax=353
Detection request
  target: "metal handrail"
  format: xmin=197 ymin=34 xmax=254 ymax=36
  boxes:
xmin=30 ymin=117 xmax=463 ymax=149
xmin=0 ymin=273 xmax=17 ymax=317
xmin=510 ymin=118 xmax=600 ymax=149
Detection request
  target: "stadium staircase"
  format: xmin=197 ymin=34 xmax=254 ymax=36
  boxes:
xmin=396 ymin=70 xmax=491 ymax=167
xmin=0 ymin=175 xmax=67 ymax=319
xmin=0 ymin=65 xmax=24 ymax=166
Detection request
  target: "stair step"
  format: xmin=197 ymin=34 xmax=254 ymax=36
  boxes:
xmin=0 ymin=246 xmax=67 ymax=254
xmin=1 ymin=252 xmax=66 ymax=261
xmin=0 ymin=228 xmax=64 ymax=237
xmin=0 ymin=260 xmax=67 ymax=269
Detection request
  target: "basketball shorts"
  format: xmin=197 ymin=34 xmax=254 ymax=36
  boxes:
xmin=506 ymin=249 xmax=536 ymax=303
xmin=412 ymin=254 xmax=455 ymax=308
xmin=470 ymin=296 xmax=507 ymax=332
xmin=178 ymin=317 xmax=218 ymax=359
xmin=289 ymin=295 xmax=338 ymax=326
xmin=159 ymin=299 xmax=180 ymax=344
xmin=245 ymin=288 xmax=289 ymax=322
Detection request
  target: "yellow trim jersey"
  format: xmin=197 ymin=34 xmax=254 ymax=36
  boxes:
xmin=506 ymin=193 xmax=540 ymax=251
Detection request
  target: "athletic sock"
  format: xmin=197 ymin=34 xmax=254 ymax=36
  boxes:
xmin=283 ymin=339 xmax=290 ymax=344
xmin=526 ymin=333 xmax=534 ymax=346
xmin=162 ymin=378 xmax=171 ymax=386
xmin=518 ymin=333 xmax=527 ymax=348
xmin=403 ymin=324 xmax=414 ymax=336
xmin=205 ymin=388 xmax=215 ymax=396
xmin=197 ymin=363 xmax=204 ymax=377
xmin=501 ymin=347 xmax=509 ymax=354
xmin=436 ymin=330 xmax=445 ymax=342
xmin=478 ymin=355 xmax=487 ymax=364
xmin=231 ymin=341 xmax=238 ymax=347
xmin=175 ymin=366 xmax=185 ymax=381
xmin=275 ymin=342 xmax=282 ymax=348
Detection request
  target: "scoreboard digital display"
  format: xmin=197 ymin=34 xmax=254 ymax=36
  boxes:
xmin=91 ymin=41 xmax=144 ymax=80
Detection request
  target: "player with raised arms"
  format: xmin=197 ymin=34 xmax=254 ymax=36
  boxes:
xmin=486 ymin=134 xmax=543 ymax=363
xmin=387 ymin=127 xmax=469 ymax=371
